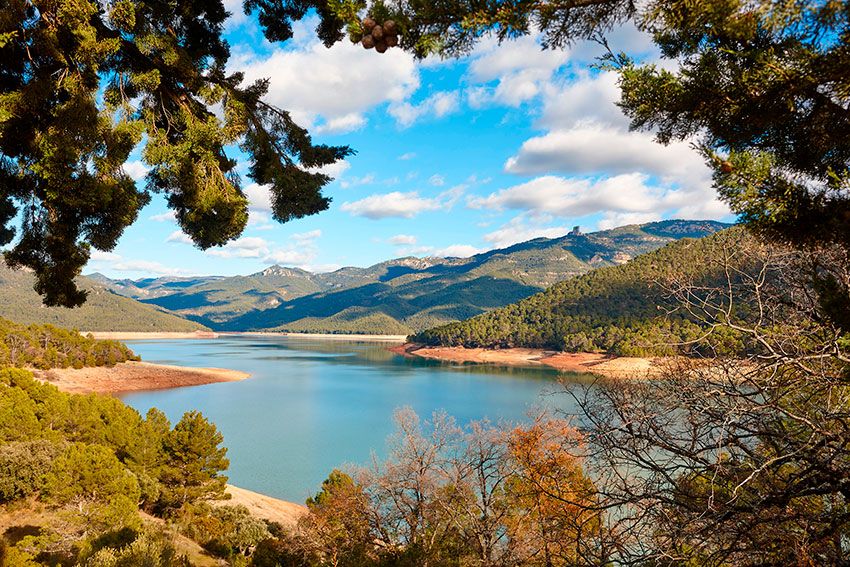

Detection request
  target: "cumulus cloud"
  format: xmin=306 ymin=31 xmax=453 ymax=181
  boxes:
xmin=113 ymin=259 xmax=191 ymax=276
xmin=87 ymin=248 xmax=192 ymax=276
xmin=389 ymin=234 xmax=417 ymax=245
xmin=243 ymin=183 xmax=273 ymax=212
xmin=482 ymin=217 xmax=569 ymax=249
xmin=310 ymin=159 xmax=352 ymax=179
xmin=537 ymin=71 xmax=628 ymax=131
xmin=206 ymin=237 xmax=270 ymax=258
xmin=433 ymin=244 xmax=483 ymax=258
xmin=341 ymin=186 xmax=464 ymax=219
xmin=340 ymin=174 xmax=376 ymax=189
xmin=389 ymin=90 xmax=461 ymax=127
xmin=466 ymin=35 xmax=569 ymax=107
xmin=394 ymin=242 xmax=483 ymax=258
xmin=164 ymin=229 xmax=323 ymax=268
xmin=231 ymin=21 xmax=418 ymax=133
xmin=166 ymin=231 xmax=194 ymax=245
xmin=149 ymin=210 xmax=176 ymax=223
xmin=504 ymin=124 xmax=709 ymax=184
xmin=123 ymin=160 xmax=149 ymax=182
xmin=292 ymin=230 xmax=322 ymax=242
xmin=248 ymin=210 xmax=275 ymax=230
xmin=470 ymin=173 xmax=727 ymax=222
xmin=398 ymin=152 xmax=417 ymax=161
xmin=263 ymin=248 xmax=316 ymax=266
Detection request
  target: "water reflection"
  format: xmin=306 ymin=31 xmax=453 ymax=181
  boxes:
xmin=120 ymin=336 xmax=593 ymax=502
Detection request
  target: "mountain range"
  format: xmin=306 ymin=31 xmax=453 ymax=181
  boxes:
xmin=412 ymin=226 xmax=754 ymax=356
xmin=0 ymin=262 xmax=208 ymax=332
xmin=82 ymin=219 xmax=731 ymax=334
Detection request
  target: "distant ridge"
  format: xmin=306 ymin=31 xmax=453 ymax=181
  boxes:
xmin=0 ymin=261 xmax=208 ymax=332
xmin=89 ymin=219 xmax=731 ymax=334
xmin=412 ymin=227 xmax=753 ymax=356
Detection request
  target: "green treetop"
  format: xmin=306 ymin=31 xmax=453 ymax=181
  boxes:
xmin=0 ymin=0 xmax=351 ymax=307
xmin=295 ymin=0 xmax=850 ymax=324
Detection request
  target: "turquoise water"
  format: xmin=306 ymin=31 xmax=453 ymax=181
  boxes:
xmin=120 ymin=336 xmax=590 ymax=503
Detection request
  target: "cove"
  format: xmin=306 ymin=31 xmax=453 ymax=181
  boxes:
xmin=120 ymin=335 xmax=590 ymax=503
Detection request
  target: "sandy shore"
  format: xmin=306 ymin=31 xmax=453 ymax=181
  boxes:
xmin=85 ymin=330 xmax=220 ymax=340
xmin=277 ymin=332 xmax=408 ymax=342
xmin=226 ymin=331 xmax=408 ymax=342
xmin=391 ymin=344 xmax=662 ymax=380
xmin=85 ymin=330 xmax=409 ymax=342
xmin=33 ymin=361 xmax=250 ymax=394
xmin=213 ymin=485 xmax=307 ymax=528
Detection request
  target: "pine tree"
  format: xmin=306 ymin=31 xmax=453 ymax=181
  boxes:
xmin=0 ymin=0 xmax=351 ymax=306
xmin=159 ymin=410 xmax=229 ymax=510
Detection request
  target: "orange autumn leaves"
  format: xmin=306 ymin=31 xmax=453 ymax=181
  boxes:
xmin=289 ymin=409 xmax=604 ymax=567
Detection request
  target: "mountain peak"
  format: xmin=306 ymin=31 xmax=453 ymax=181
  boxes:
xmin=258 ymin=265 xmax=309 ymax=278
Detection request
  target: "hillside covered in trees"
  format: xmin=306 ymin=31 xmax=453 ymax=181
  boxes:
xmin=93 ymin=220 xmax=729 ymax=334
xmin=412 ymin=228 xmax=759 ymax=356
xmin=0 ymin=367 xmax=269 ymax=565
xmin=0 ymin=318 xmax=139 ymax=369
xmin=0 ymin=261 xmax=208 ymax=332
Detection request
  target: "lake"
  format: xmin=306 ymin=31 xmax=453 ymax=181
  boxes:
xmin=121 ymin=336 xmax=590 ymax=503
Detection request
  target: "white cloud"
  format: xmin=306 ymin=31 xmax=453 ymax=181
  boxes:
xmin=340 ymin=174 xmax=376 ymax=189
xmin=310 ymin=159 xmax=352 ymax=179
xmin=232 ymin=22 xmax=418 ymax=133
xmin=248 ymin=210 xmax=275 ymax=230
xmin=87 ymin=249 xmax=191 ymax=276
xmin=149 ymin=210 xmax=176 ymax=222
xmin=206 ymin=236 xmax=270 ymax=258
xmin=538 ymin=71 xmax=628 ymax=130
xmin=434 ymin=244 xmax=483 ymax=258
xmin=389 ymin=234 xmax=417 ymax=245
xmin=223 ymin=0 xmax=249 ymax=28
xmin=166 ymin=231 xmax=194 ymax=245
xmin=244 ymin=183 xmax=273 ymax=212
xmin=341 ymin=186 xmax=464 ymax=219
xmin=263 ymin=249 xmax=315 ymax=265
xmin=471 ymin=174 xmax=729 ymax=225
xmin=398 ymin=152 xmax=417 ymax=161
xmin=90 ymin=250 xmax=121 ymax=262
xmin=428 ymin=174 xmax=446 ymax=187
xmin=292 ymin=230 xmax=322 ymax=242
xmin=112 ymin=259 xmax=191 ymax=276
xmin=170 ymin=229 xmax=325 ymax=268
xmin=483 ymin=218 xmax=568 ymax=248
xmin=314 ymin=113 xmax=367 ymax=134
xmin=389 ymin=90 xmax=461 ymax=127
xmin=466 ymin=35 xmax=569 ymax=107
xmin=123 ymin=160 xmax=149 ymax=182
xmin=504 ymin=124 xmax=709 ymax=185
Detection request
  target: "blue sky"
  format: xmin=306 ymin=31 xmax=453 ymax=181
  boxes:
xmin=85 ymin=9 xmax=733 ymax=279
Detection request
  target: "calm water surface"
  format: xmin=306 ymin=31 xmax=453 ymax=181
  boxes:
xmin=121 ymin=336 xmax=591 ymax=502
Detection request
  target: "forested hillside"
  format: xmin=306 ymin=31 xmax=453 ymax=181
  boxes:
xmin=94 ymin=220 xmax=730 ymax=333
xmin=0 ymin=367 xmax=265 ymax=565
xmin=0 ymin=318 xmax=139 ymax=369
xmin=0 ymin=262 xmax=209 ymax=332
xmin=412 ymin=228 xmax=758 ymax=356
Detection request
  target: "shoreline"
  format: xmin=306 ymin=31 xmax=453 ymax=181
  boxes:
xmin=215 ymin=485 xmax=307 ymax=528
xmin=390 ymin=343 xmax=663 ymax=380
xmin=33 ymin=361 xmax=250 ymax=394
xmin=85 ymin=330 xmax=220 ymax=340
xmin=86 ymin=330 xmax=408 ymax=342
